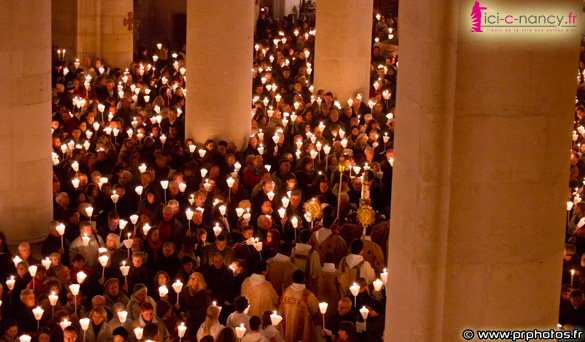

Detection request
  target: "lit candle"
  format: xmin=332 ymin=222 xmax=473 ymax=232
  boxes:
xmin=6 ymin=276 xmax=15 ymax=290
xmin=134 ymin=327 xmax=143 ymax=340
xmin=373 ymin=279 xmax=384 ymax=292
xmin=117 ymin=310 xmax=128 ymax=323
xmin=270 ymin=311 xmax=283 ymax=326
xmin=82 ymin=233 xmax=90 ymax=246
xmin=60 ymin=319 xmax=71 ymax=330
xmin=42 ymin=257 xmax=51 ymax=270
xmin=571 ymin=269 xmax=576 ymax=287
xmin=235 ymin=324 xmax=246 ymax=338
xmin=143 ymin=223 xmax=151 ymax=236
xmin=158 ymin=285 xmax=169 ymax=298
xmin=19 ymin=335 xmax=31 ymax=342
xmin=28 ymin=265 xmax=38 ymax=277
xmin=213 ymin=224 xmax=222 ymax=236
xmin=349 ymin=282 xmax=360 ymax=307
xmin=319 ymin=302 xmax=328 ymax=328
xmin=173 ymin=280 xmax=183 ymax=303
xmin=76 ymin=271 xmax=87 ymax=284
xmin=380 ymin=268 xmax=388 ymax=284
xmin=177 ymin=323 xmax=187 ymax=339
xmin=49 ymin=291 xmax=59 ymax=306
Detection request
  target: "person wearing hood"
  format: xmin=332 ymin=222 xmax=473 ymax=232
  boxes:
xmin=240 ymin=260 xmax=279 ymax=318
xmin=338 ymin=239 xmax=375 ymax=285
xmin=279 ymin=270 xmax=320 ymax=342
xmin=126 ymin=283 xmax=156 ymax=322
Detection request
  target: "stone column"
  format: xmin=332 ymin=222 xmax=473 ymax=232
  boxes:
xmin=185 ymin=0 xmax=253 ymax=149
xmin=0 ymin=0 xmax=53 ymax=245
xmin=100 ymin=0 xmax=133 ymax=69
xmin=76 ymin=0 xmax=101 ymax=61
xmin=386 ymin=0 xmax=581 ymax=341
xmin=313 ymin=0 xmax=373 ymax=102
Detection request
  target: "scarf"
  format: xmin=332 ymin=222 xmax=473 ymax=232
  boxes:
xmin=148 ymin=239 xmax=162 ymax=261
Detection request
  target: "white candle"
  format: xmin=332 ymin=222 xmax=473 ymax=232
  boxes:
xmin=270 ymin=311 xmax=282 ymax=326
xmin=79 ymin=318 xmax=90 ymax=331
xmin=19 ymin=336 xmax=31 ymax=342
xmin=33 ymin=306 xmax=44 ymax=320
xmin=213 ymin=224 xmax=222 ymax=236
xmin=177 ymin=323 xmax=187 ymax=338
xmin=235 ymin=324 xmax=246 ymax=338
xmin=28 ymin=265 xmax=38 ymax=277
xmin=76 ymin=271 xmax=87 ymax=284
xmin=60 ymin=319 xmax=71 ymax=330
xmin=117 ymin=310 xmax=128 ymax=323
xmin=134 ymin=327 xmax=143 ymax=340
xmin=158 ymin=285 xmax=169 ymax=298
xmin=42 ymin=257 xmax=51 ymax=270
xmin=82 ymin=233 xmax=90 ymax=246
xmin=6 ymin=276 xmax=15 ymax=290
xmin=49 ymin=291 xmax=59 ymax=306
xmin=69 ymin=284 xmax=80 ymax=296
xmin=380 ymin=268 xmax=388 ymax=284
xmin=373 ymin=279 xmax=384 ymax=292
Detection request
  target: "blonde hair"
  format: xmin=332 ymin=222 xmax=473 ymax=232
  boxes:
xmin=189 ymin=272 xmax=207 ymax=292
xmin=107 ymin=233 xmax=121 ymax=249
xmin=90 ymin=307 xmax=108 ymax=322
xmin=203 ymin=305 xmax=220 ymax=336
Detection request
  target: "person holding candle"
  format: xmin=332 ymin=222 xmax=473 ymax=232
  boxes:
xmin=70 ymin=222 xmax=106 ymax=268
xmin=179 ymin=272 xmax=211 ymax=342
xmin=126 ymin=284 xmax=156 ymax=322
xmin=26 ymin=264 xmax=47 ymax=298
xmin=201 ymin=233 xmax=235 ymax=268
xmin=127 ymin=252 xmax=154 ymax=291
xmin=42 ymin=221 xmax=70 ymax=263
xmin=84 ymin=307 xmax=111 ymax=342
xmin=14 ymin=289 xmax=37 ymax=334
xmin=17 ymin=243 xmax=40 ymax=268
xmin=129 ymin=303 xmax=170 ymax=342
xmin=241 ymin=316 xmax=269 ymax=342
xmin=265 ymin=243 xmax=297 ymax=296
xmin=279 ymin=270 xmax=320 ymax=342
xmin=290 ymin=229 xmax=322 ymax=285
xmin=309 ymin=207 xmax=347 ymax=264
xmin=196 ymin=305 xmax=224 ymax=342
xmin=226 ymin=296 xmax=251 ymax=332
xmin=338 ymin=240 xmax=375 ymax=285
xmin=97 ymin=212 xmax=122 ymax=242
xmin=107 ymin=303 xmax=132 ymax=331
xmin=234 ymin=226 xmax=260 ymax=270
xmin=154 ymin=242 xmax=182 ymax=281
xmin=0 ymin=319 xmax=19 ymax=342
xmin=240 ymin=261 xmax=279 ymax=318
xmin=104 ymin=278 xmax=130 ymax=309
xmin=322 ymin=298 xmax=356 ymax=342
xmin=201 ymin=253 xmax=234 ymax=318
xmin=360 ymin=300 xmax=385 ymax=342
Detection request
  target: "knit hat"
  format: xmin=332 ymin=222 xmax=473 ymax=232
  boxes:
xmin=66 ymin=81 xmax=74 ymax=89
xmin=104 ymin=278 xmax=120 ymax=290
xmin=133 ymin=283 xmax=148 ymax=295
xmin=156 ymin=299 xmax=172 ymax=318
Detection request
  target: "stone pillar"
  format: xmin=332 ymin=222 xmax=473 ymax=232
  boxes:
xmin=313 ymin=0 xmax=372 ymax=102
xmin=76 ymin=0 xmax=101 ymax=61
xmin=0 ymin=0 xmax=53 ymax=245
xmin=185 ymin=0 xmax=253 ymax=149
xmin=386 ymin=0 xmax=581 ymax=341
xmin=100 ymin=0 xmax=133 ymax=69
xmin=52 ymin=0 xmax=77 ymax=55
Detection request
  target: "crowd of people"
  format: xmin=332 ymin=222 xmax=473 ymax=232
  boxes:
xmin=0 ymin=5 xmax=399 ymax=342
